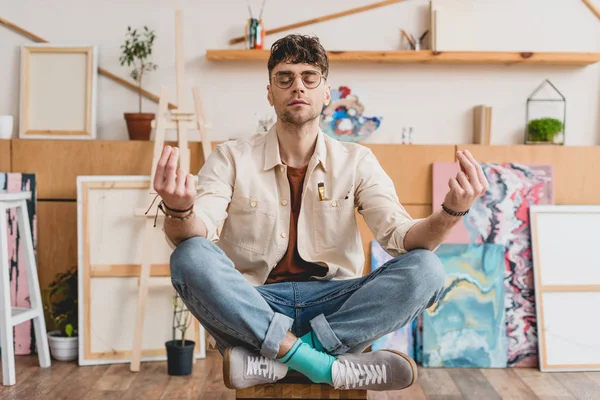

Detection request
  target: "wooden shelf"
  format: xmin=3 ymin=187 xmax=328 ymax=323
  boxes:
xmin=206 ymin=49 xmax=600 ymax=65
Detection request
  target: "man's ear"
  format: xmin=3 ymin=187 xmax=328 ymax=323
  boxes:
xmin=267 ymin=85 xmax=273 ymax=106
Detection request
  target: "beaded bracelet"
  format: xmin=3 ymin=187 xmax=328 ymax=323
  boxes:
xmin=441 ymin=203 xmax=469 ymax=217
xmin=158 ymin=203 xmax=195 ymax=220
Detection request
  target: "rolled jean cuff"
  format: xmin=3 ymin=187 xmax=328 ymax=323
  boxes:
xmin=310 ymin=314 xmax=349 ymax=355
xmin=260 ymin=312 xmax=294 ymax=358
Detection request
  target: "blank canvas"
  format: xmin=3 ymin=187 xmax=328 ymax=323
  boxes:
xmin=77 ymin=176 xmax=205 ymax=366
xmin=531 ymin=205 xmax=600 ymax=372
xmin=20 ymin=44 xmax=97 ymax=139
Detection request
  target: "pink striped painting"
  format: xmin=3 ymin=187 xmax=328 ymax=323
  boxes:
xmin=433 ymin=162 xmax=554 ymax=368
xmin=1 ymin=173 xmax=37 ymax=355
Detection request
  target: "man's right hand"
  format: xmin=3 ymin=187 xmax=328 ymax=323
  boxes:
xmin=153 ymin=146 xmax=197 ymax=213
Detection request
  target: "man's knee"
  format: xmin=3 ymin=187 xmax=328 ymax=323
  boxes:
xmin=169 ymin=236 xmax=213 ymax=286
xmin=401 ymin=249 xmax=446 ymax=300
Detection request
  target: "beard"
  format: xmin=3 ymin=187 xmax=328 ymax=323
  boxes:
xmin=279 ymin=106 xmax=321 ymax=126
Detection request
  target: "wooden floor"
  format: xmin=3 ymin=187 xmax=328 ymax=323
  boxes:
xmin=2 ymin=350 xmax=600 ymax=399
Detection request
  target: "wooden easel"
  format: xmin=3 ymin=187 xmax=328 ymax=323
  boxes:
xmin=130 ymin=9 xmax=213 ymax=373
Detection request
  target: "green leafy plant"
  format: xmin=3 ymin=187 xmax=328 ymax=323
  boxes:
xmin=43 ymin=267 xmax=78 ymax=337
xmin=119 ymin=25 xmax=158 ymax=113
xmin=527 ymin=117 xmax=564 ymax=142
xmin=172 ymin=293 xmax=193 ymax=346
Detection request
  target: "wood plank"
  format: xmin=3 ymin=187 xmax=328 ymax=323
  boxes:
xmin=458 ymin=145 xmax=600 ymax=205
xmin=0 ymin=139 xmax=10 ymax=171
xmin=480 ymin=369 xmax=538 ymax=400
xmin=121 ymin=361 xmax=170 ymax=400
xmin=12 ymin=359 xmax=77 ymax=400
xmin=416 ymin=368 xmax=462 ymax=398
xmin=43 ymin=364 xmax=109 ymax=399
xmin=512 ymin=367 xmax=575 ymax=399
xmin=91 ymin=363 xmax=137 ymax=392
xmin=367 ymin=145 xmax=456 ymax=204
xmin=11 ymin=140 xmax=215 ymax=199
xmin=447 ymin=369 xmax=501 ymax=400
xmin=207 ymin=49 xmax=600 ymax=65
xmin=359 ymin=204 xmax=432 ymax=274
xmin=552 ymin=372 xmax=600 ymax=400
xmin=228 ymin=0 xmax=408 ymax=45
xmin=36 ymin=201 xmax=77 ymax=296
xmin=159 ymin=352 xmax=213 ymax=399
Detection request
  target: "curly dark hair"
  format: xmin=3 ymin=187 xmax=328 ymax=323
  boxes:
xmin=267 ymin=34 xmax=329 ymax=81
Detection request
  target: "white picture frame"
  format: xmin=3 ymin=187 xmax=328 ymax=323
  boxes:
xmin=530 ymin=204 xmax=600 ymax=372
xmin=19 ymin=44 xmax=98 ymax=140
xmin=76 ymin=175 xmax=206 ymax=366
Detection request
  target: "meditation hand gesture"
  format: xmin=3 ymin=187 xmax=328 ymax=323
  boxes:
xmin=442 ymin=150 xmax=489 ymax=216
xmin=153 ymin=145 xmax=196 ymax=213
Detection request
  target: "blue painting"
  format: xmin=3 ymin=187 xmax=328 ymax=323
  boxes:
xmin=320 ymin=86 xmax=382 ymax=143
xmin=423 ymin=243 xmax=507 ymax=368
xmin=370 ymin=241 xmax=415 ymax=358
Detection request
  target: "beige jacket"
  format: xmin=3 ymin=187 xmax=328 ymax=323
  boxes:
xmin=166 ymin=125 xmax=421 ymax=286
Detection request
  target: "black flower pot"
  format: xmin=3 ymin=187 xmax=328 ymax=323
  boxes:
xmin=165 ymin=340 xmax=195 ymax=376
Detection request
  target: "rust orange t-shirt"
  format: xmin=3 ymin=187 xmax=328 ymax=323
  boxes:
xmin=265 ymin=164 xmax=328 ymax=284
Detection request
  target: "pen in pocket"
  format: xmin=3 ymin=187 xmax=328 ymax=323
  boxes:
xmin=318 ymin=182 xmax=325 ymax=201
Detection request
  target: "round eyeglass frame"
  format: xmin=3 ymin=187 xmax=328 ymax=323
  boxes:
xmin=271 ymin=71 xmax=325 ymax=90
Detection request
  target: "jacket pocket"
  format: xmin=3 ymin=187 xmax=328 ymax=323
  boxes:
xmin=312 ymin=198 xmax=356 ymax=252
xmin=221 ymin=194 xmax=276 ymax=255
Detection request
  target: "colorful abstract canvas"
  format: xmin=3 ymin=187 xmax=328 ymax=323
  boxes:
xmin=370 ymin=241 xmax=415 ymax=358
xmin=0 ymin=173 xmax=37 ymax=355
xmin=423 ymin=243 xmax=506 ymax=368
xmin=320 ymin=86 xmax=382 ymax=142
xmin=432 ymin=162 xmax=554 ymax=367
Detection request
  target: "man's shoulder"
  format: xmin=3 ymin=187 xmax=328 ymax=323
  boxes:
xmin=323 ymin=134 xmax=373 ymax=159
xmin=215 ymin=132 xmax=268 ymax=155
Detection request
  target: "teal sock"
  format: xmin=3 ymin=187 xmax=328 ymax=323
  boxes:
xmin=299 ymin=330 xmax=325 ymax=352
xmin=277 ymin=340 xmax=335 ymax=384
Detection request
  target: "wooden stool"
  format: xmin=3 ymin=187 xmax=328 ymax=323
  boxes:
xmin=235 ymin=371 xmax=367 ymax=399
xmin=0 ymin=191 xmax=51 ymax=385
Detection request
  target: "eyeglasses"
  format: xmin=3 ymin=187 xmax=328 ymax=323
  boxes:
xmin=271 ymin=71 xmax=324 ymax=90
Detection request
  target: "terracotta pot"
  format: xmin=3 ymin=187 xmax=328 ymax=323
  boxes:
xmin=124 ymin=113 xmax=155 ymax=140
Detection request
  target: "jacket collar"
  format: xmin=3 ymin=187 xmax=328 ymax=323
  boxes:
xmin=263 ymin=124 xmax=328 ymax=172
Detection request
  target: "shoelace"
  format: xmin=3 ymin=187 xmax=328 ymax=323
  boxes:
xmin=246 ymin=355 xmax=278 ymax=380
xmin=333 ymin=359 xmax=387 ymax=389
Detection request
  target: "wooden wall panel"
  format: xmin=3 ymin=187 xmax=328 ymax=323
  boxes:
xmin=358 ymin=204 xmax=433 ymax=274
xmin=459 ymin=145 xmax=600 ymax=205
xmin=11 ymin=140 xmax=209 ymax=199
xmin=37 ymin=201 xmax=78 ymax=293
xmin=366 ymin=145 xmax=456 ymax=204
xmin=0 ymin=139 xmax=10 ymax=171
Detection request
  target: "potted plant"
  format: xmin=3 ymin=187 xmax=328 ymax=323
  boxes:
xmin=526 ymin=117 xmax=564 ymax=144
xmin=119 ymin=25 xmax=158 ymax=140
xmin=42 ymin=266 xmax=78 ymax=361
xmin=165 ymin=293 xmax=195 ymax=376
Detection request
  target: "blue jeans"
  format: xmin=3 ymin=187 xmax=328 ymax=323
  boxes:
xmin=170 ymin=236 xmax=445 ymax=359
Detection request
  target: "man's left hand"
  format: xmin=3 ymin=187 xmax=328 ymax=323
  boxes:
xmin=443 ymin=150 xmax=489 ymax=214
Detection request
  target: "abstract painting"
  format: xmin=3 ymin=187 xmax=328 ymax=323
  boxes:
xmin=370 ymin=241 xmax=415 ymax=358
xmin=423 ymin=243 xmax=506 ymax=368
xmin=433 ymin=162 xmax=554 ymax=367
xmin=320 ymin=86 xmax=382 ymax=142
xmin=1 ymin=173 xmax=37 ymax=355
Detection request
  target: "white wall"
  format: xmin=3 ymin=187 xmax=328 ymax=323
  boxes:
xmin=1 ymin=0 xmax=600 ymax=145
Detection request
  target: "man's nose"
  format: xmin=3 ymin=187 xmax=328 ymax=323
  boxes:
xmin=290 ymin=76 xmax=306 ymax=93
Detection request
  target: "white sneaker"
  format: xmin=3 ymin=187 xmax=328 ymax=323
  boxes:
xmin=223 ymin=346 xmax=288 ymax=389
xmin=331 ymin=349 xmax=417 ymax=391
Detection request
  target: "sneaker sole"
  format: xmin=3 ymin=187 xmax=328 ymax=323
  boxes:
xmin=380 ymin=349 xmax=418 ymax=388
xmin=223 ymin=347 xmax=234 ymax=390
